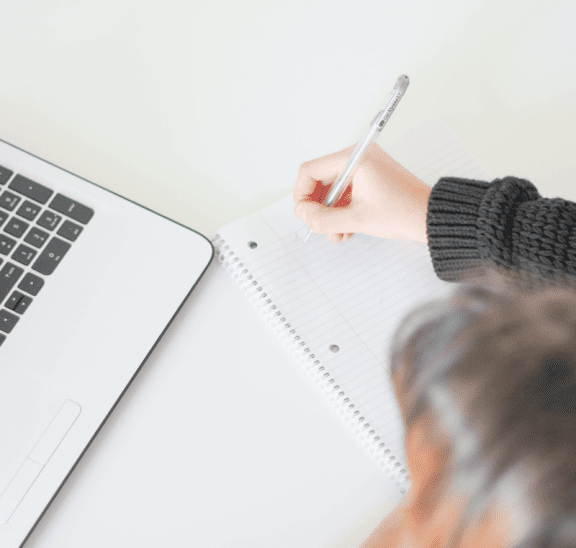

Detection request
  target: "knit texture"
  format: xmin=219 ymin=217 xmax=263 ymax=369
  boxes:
xmin=427 ymin=176 xmax=576 ymax=289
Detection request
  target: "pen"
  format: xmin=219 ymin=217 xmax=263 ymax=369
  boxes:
xmin=303 ymin=74 xmax=409 ymax=243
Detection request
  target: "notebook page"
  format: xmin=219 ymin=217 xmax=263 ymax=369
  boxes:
xmin=215 ymin=118 xmax=489 ymax=481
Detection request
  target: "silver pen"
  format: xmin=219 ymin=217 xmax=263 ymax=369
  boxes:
xmin=303 ymin=74 xmax=409 ymax=243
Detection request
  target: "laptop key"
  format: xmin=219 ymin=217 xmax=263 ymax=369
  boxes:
xmin=5 ymin=291 xmax=22 ymax=310
xmin=0 ymin=309 xmax=19 ymax=333
xmin=0 ymin=234 xmax=17 ymax=256
xmin=36 ymin=210 xmax=62 ymax=231
xmin=17 ymin=200 xmax=41 ymax=221
xmin=57 ymin=220 xmax=83 ymax=242
xmin=0 ymin=309 xmax=18 ymax=333
xmin=18 ymin=272 xmax=44 ymax=296
xmin=0 ymin=211 xmax=8 ymax=227
xmin=49 ymin=194 xmax=94 ymax=224
xmin=32 ymin=237 xmax=70 ymax=275
xmin=0 ymin=262 xmax=24 ymax=304
xmin=0 ymin=191 xmax=21 ymax=212
xmin=0 ymin=166 xmax=13 ymax=186
xmin=15 ymin=295 xmax=32 ymax=314
xmin=5 ymin=291 xmax=32 ymax=314
xmin=0 ymin=333 xmax=5 ymax=346
xmin=9 ymin=175 xmax=54 ymax=205
xmin=4 ymin=218 xmax=29 ymax=239
xmin=12 ymin=244 xmax=37 ymax=266
xmin=24 ymin=226 xmax=50 ymax=248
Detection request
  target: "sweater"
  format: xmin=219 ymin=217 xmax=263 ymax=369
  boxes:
xmin=426 ymin=177 xmax=576 ymax=288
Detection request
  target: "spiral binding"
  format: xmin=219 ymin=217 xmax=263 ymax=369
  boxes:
xmin=213 ymin=234 xmax=410 ymax=493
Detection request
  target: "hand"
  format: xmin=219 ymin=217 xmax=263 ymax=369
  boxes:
xmin=293 ymin=142 xmax=432 ymax=244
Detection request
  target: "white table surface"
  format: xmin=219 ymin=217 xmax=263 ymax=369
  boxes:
xmin=1 ymin=1 xmax=575 ymax=546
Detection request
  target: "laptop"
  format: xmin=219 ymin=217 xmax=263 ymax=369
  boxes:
xmin=0 ymin=138 xmax=214 ymax=547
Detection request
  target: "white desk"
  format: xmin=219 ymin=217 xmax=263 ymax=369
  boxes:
xmin=1 ymin=1 xmax=575 ymax=546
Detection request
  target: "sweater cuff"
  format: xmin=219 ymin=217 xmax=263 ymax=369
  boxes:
xmin=426 ymin=177 xmax=491 ymax=282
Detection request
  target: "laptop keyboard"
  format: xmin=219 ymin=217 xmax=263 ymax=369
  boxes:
xmin=0 ymin=164 xmax=94 ymax=347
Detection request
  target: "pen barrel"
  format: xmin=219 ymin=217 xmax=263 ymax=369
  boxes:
xmin=323 ymin=75 xmax=409 ymax=208
xmin=324 ymin=124 xmax=379 ymax=207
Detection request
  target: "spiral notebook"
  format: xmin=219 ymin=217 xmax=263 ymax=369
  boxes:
xmin=213 ymin=119 xmax=488 ymax=494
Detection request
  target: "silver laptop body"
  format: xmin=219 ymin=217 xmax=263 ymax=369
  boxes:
xmin=0 ymin=138 xmax=214 ymax=547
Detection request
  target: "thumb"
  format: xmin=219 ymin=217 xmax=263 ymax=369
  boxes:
xmin=294 ymin=200 xmax=358 ymax=235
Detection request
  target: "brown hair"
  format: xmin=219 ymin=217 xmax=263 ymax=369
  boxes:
xmin=389 ymin=261 xmax=576 ymax=547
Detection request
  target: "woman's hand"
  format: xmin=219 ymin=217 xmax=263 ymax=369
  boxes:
xmin=293 ymin=143 xmax=431 ymax=244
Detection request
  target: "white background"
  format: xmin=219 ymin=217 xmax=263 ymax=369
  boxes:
xmin=1 ymin=0 xmax=575 ymax=546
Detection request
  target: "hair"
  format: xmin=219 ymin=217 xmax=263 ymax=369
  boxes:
xmin=389 ymin=259 xmax=576 ymax=547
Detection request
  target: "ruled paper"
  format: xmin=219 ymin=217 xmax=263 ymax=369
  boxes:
xmin=216 ymin=119 xmax=489 ymax=473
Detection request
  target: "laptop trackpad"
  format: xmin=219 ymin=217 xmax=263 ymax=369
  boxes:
xmin=0 ymin=400 xmax=81 ymax=524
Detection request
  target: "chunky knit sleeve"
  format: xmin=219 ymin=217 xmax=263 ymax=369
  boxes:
xmin=426 ymin=176 xmax=576 ymax=285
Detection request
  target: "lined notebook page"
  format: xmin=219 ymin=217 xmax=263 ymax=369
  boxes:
xmin=215 ymin=119 xmax=489 ymax=479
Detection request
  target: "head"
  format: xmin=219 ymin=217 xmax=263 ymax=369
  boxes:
xmin=389 ymin=262 xmax=576 ymax=547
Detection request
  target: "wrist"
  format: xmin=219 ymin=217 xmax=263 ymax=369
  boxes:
xmin=406 ymin=180 xmax=431 ymax=244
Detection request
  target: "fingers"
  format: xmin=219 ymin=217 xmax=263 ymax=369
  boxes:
xmin=294 ymin=200 xmax=358 ymax=235
xmin=293 ymin=144 xmax=356 ymax=204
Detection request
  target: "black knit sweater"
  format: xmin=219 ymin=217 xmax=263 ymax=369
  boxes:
xmin=426 ymin=176 xmax=576 ymax=287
